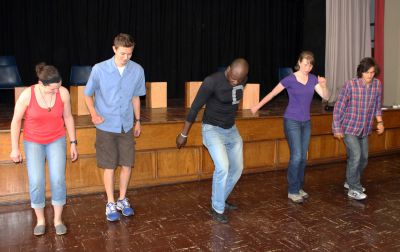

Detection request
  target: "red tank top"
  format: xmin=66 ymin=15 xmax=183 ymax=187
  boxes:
xmin=23 ymin=85 xmax=66 ymax=144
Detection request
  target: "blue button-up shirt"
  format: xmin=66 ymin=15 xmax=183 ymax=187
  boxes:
xmin=84 ymin=57 xmax=146 ymax=133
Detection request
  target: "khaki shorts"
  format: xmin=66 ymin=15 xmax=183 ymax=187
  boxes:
xmin=95 ymin=128 xmax=135 ymax=169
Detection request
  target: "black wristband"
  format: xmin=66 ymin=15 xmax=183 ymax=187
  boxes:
xmin=135 ymin=118 xmax=141 ymax=123
xmin=70 ymin=140 xmax=78 ymax=145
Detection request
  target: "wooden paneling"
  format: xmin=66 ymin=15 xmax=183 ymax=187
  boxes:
xmin=386 ymin=128 xmax=400 ymax=150
xmin=277 ymin=139 xmax=290 ymax=166
xmin=383 ymin=110 xmax=400 ymax=128
xmin=145 ymin=82 xmax=167 ymax=108
xmin=0 ymin=162 xmax=28 ymax=196
xmin=72 ymin=128 xmax=96 ymax=155
xmin=337 ymin=138 xmax=347 ymax=157
xmin=237 ymin=118 xmax=285 ymax=141
xmin=131 ymin=151 xmax=156 ymax=183
xmin=66 ymin=157 xmax=103 ymax=189
xmin=157 ymin=148 xmax=200 ymax=178
xmin=369 ymin=132 xmax=386 ymax=153
xmin=311 ymin=115 xmax=333 ymax=135
xmin=70 ymin=86 xmax=90 ymax=116
xmin=308 ymin=135 xmax=337 ymax=160
xmin=244 ymin=141 xmax=276 ymax=169
xmin=0 ymin=132 xmax=12 ymax=161
xmin=1 ymin=109 xmax=400 ymax=204
xmin=0 ymin=132 xmax=25 ymax=162
xmin=137 ymin=123 xmax=203 ymax=150
xmin=202 ymin=147 xmax=214 ymax=175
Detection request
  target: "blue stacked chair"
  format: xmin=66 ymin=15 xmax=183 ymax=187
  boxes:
xmin=0 ymin=56 xmax=23 ymax=106
xmin=69 ymin=65 xmax=92 ymax=115
xmin=0 ymin=56 xmax=17 ymax=66
xmin=278 ymin=67 xmax=293 ymax=81
xmin=70 ymin=65 xmax=92 ymax=86
xmin=0 ymin=65 xmax=22 ymax=88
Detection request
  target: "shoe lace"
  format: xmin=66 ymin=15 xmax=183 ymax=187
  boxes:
xmin=119 ymin=198 xmax=130 ymax=208
xmin=107 ymin=202 xmax=117 ymax=212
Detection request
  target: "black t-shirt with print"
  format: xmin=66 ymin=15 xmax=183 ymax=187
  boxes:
xmin=186 ymin=71 xmax=247 ymax=129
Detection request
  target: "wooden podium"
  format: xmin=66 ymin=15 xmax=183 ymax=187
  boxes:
xmin=14 ymin=87 xmax=26 ymax=103
xmin=240 ymin=83 xmax=260 ymax=109
xmin=185 ymin=81 xmax=202 ymax=108
xmin=70 ymin=86 xmax=89 ymax=115
xmin=146 ymin=82 xmax=167 ymax=108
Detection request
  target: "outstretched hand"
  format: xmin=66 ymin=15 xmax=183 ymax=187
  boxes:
xmin=250 ymin=105 xmax=259 ymax=115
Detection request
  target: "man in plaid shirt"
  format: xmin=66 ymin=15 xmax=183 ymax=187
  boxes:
xmin=332 ymin=57 xmax=384 ymax=200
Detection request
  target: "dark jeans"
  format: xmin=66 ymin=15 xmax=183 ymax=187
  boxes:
xmin=284 ymin=118 xmax=311 ymax=194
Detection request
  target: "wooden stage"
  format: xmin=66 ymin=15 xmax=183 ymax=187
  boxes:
xmin=1 ymin=97 xmax=400 ymax=204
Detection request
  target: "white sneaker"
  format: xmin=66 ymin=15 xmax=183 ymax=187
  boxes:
xmin=288 ymin=193 xmax=304 ymax=203
xmin=344 ymin=182 xmax=366 ymax=192
xmin=348 ymin=190 xmax=367 ymax=200
xmin=299 ymin=189 xmax=309 ymax=199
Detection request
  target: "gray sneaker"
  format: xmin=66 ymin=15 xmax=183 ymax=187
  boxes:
xmin=55 ymin=224 xmax=67 ymax=235
xmin=33 ymin=225 xmax=45 ymax=236
xmin=344 ymin=182 xmax=366 ymax=192
xmin=348 ymin=190 xmax=367 ymax=200
xmin=299 ymin=189 xmax=309 ymax=199
xmin=288 ymin=193 xmax=304 ymax=203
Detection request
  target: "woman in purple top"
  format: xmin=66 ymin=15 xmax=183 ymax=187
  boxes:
xmin=251 ymin=51 xmax=329 ymax=203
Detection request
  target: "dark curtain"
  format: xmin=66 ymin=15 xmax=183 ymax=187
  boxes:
xmin=0 ymin=0 xmax=305 ymax=99
xmin=302 ymin=0 xmax=325 ymax=76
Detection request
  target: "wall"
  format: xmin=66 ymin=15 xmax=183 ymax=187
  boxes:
xmin=384 ymin=0 xmax=400 ymax=106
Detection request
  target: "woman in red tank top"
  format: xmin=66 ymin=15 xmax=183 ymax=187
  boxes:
xmin=10 ymin=63 xmax=78 ymax=236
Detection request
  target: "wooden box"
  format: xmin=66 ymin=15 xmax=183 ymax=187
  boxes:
xmin=146 ymin=82 xmax=167 ymax=108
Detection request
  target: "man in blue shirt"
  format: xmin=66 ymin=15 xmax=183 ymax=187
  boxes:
xmin=84 ymin=33 xmax=146 ymax=221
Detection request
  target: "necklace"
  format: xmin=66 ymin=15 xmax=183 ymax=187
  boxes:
xmin=38 ymin=85 xmax=54 ymax=112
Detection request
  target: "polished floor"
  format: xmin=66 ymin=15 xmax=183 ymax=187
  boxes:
xmin=1 ymin=155 xmax=400 ymax=251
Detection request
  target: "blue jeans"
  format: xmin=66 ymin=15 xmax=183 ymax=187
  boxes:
xmin=24 ymin=136 xmax=67 ymax=208
xmin=344 ymin=134 xmax=368 ymax=192
xmin=284 ymin=118 xmax=311 ymax=194
xmin=202 ymin=124 xmax=243 ymax=214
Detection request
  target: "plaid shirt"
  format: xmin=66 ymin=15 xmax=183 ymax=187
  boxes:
xmin=332 ymin=78 xmax=382 ymax=136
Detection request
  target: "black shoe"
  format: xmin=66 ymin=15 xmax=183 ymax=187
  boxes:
xmin=225 ymin=201 xmax=238 ymax=210
xmin=210 ymin=208 xmax=228 ymax=224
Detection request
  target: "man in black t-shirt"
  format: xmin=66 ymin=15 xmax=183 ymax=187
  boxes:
xmin=176 ymin=58 xmax=249 ymax=223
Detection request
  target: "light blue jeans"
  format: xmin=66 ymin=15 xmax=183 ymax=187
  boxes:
xmin=202 ymin=124 xmax=243 ymax=214
xmin=24 ymin=136 xmax=67 ymax=208
xmin=344 ymin=134 xmax=369 ymax=192
xmin=284 ymin=118 xmax=311 ymax=194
